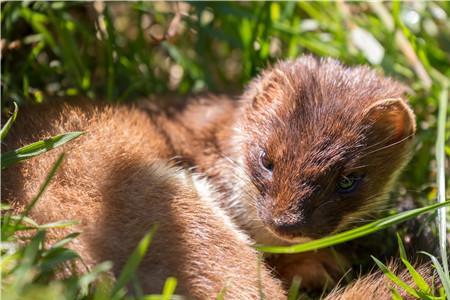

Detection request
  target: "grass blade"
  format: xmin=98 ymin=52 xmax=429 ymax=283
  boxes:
xmin=287 ymin=276 xmax=301 ymax=300
xmin=37 ymin=220 xmax=79 ymax=229
xmin=216 ymin=286 xmax=227 ymax=300
xmin=12 ymin=230 xmax=46 ymax=291
xmin=397 ymin=234 xmax=432 ymax=294
xmin=7 ymin=215 xmax=39 ymax=228
xmin=420 ymin=252 xmax=450 ymax=300
xmin=50 ymin=232 xmax=80 ymax=249
xmin=257 ymin=201 xmax=450 ymax=253
xmin=12 ymin=153 xmax=65 ymax=232
xmin=161 ymin=277 xmax=177 ymax=300
xmin=0 ymin=102 xmax=18 ymax=141
xmin=372 ymin=256 xmax=422 ymax=299
xmin=111 ymin=225 xmax=158 ymax=296
xmin=391 ymin=288 xmax=404 ymax=300
xmin=1 ymin=131 xmax=83 ymax=169
xmin=435 ymin=82 xmax=449 ymax=277
xmin=143 ymin=295 xmax=185 ymax=300
xmin=39 ymin=247 xmax=79 ymax=273
xmin=79 ymin=262 xmax=113 ymax=297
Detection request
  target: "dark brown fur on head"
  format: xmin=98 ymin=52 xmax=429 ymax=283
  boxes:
xmin=236 ymin=56 xmax=416 ymax=241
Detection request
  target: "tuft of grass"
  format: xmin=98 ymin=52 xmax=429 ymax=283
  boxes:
xmin=372 ymin=235 xmax=448 ymax=299
xmin=420 ymin=252 xmax=450 ymax=300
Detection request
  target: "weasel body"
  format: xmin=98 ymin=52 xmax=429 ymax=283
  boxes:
xmin=2 ymin=56 xmax=418 ymax=298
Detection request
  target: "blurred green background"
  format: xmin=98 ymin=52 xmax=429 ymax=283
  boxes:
xmin=2 ymin=1 xmax=449 ymax=208
xmin=1 ymin=2 xmax=449 ymax=299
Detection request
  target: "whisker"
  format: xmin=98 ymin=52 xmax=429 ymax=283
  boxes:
xmin=360 ymin=133 xmax=414 ymax=158
xmin=200 ymin=154 xmax=251 ymax=188
xmin=362 ymin=135 xmax=392 ymax=151
xmin=346 ymin=164 xmax=371 ymax=170
xmin=220 ymin=154 xmax=266 ymax=188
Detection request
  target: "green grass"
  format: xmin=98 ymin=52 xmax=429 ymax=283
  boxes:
xmin=1 ymin=2 xmax=449 ymax=299
xmin=257 ymin=201 xmax=450 ymax=254
xmin=1 ymin=131 xmax=83 ymax=170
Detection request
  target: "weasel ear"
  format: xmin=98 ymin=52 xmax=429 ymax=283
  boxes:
xmin=245 ymin=68 xmax=292 ymax=108
xmin=363 ymin=98 xmax=416 ymax=144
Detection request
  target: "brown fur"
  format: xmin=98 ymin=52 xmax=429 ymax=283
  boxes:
xmin=2 ymin=103 xmax=284 ymax=299
xmin=236 ymin=58 xmax=415 ymax=241
xmin=2 ymin=56 xmax=419 ymax=298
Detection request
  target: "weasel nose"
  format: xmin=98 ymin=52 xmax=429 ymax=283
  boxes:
xmin=271 ymin=218 xmax=306 ymax=236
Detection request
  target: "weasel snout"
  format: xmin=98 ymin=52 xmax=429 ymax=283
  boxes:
xmin=259 ymin=203 xmax=316 ymax=239
xmin=271 ymin=217 xmax=308 ymax=237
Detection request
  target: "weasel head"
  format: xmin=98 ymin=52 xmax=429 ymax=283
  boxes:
xmin=234 ymin=56 xmax=416 ymax=242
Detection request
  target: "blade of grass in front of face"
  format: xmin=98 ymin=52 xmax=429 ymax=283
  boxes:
xmin=397 ymin=234 xmax=432 ymax=293
xmin=420 ymin=252 xmax=450 ymax=300
xmin=256 ymin=201 xmax=450 ymax=254
xmin=435 ymin=83 xmax=449 ymax=277
xmin=1 ymin=131 xmax=83 ymax=169
xmin=11 ymin=153 xmax=65 ymax=234
xmin=0 ymin=102 xmax=18 ymax=141
xmin=111 ymin=225 xmax=158 ymax=297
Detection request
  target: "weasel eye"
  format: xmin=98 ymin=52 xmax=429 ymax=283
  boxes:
xmin=336 ymin=174 xmax=361 ymax=193
xmin=259 ymin=150 xmax=274 ymax=172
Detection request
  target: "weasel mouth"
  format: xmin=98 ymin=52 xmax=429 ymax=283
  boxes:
xmin=265 ymin=226 xmax=314 ymax=243
xmin=265 ymin=220 xmax=333 ymax=241
xmin=257 ymin=207 xmax=333 ymax=241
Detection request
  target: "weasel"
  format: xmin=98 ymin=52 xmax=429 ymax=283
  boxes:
xmin=2 ymin=56 xmax=417 ymax=299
